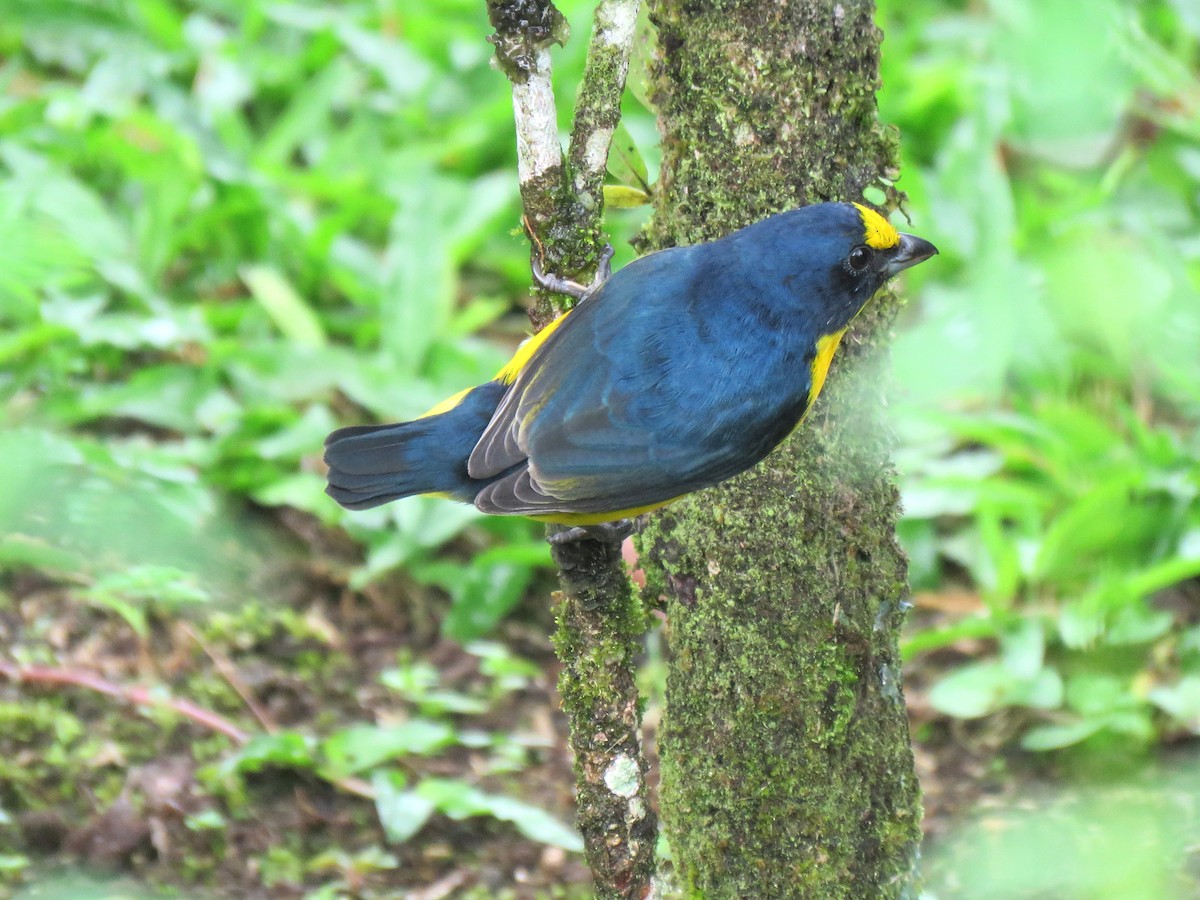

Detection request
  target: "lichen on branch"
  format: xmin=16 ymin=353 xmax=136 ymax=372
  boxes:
xmin=487 ymin=0 xmax=642 ymax=322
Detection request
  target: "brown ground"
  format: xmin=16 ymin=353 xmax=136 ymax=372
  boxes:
xmin=0 ymin=513 xmax=1082 ymax=898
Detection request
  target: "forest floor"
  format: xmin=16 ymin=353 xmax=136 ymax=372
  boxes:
xmin=1 ymin=513 xmax=1194 ymax=899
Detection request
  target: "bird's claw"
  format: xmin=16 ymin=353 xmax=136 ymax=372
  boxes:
xmin=594 ymin=243 xmax=615 ymax=286
xmin=531 ymin=256 xmax=589 ymax=298
xmin=531 ymin=244 xmax=615 ymax=302
xmin=547 ymin=518 xmax=636 ymax=546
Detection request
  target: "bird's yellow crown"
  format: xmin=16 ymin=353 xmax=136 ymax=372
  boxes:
xmin=852 ymin=202 xmax=900 ymax=250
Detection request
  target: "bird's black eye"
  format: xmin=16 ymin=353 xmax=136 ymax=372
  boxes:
xmin=847 ymin=245 xmax=873 ymax=273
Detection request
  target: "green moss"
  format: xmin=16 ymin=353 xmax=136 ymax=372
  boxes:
xmin=549 ymin=536 xmax=657 ymax=898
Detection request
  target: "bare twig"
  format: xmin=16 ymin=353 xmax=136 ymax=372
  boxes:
xmin=486 ymin=0 xmax=568 ymax=249
xmin=183 ymin=622 xmax=279 ymax=734
xmin=486 ymin=2 xmax=656 ymax=897
xmin=403 ymin=869 xmax=471 ymax=900
xmin=512 ymin=48 xmax=563 ymax=193
xmin=0 ymin=659 xmax=375 ymax=800
xmin=0 ymin=658 xmax=250 ymax=743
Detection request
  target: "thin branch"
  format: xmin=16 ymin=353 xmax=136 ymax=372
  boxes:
xmin=486 ymin=0 xmax=568 ymax=249
xmin=486 ymin=2 xmax=656 ymax=898
xmin=512 ymin=47 xmax=564 ymax=192
xmin=183 ymin=622 xmax=279 ymax=734
xmin=0 ymin=658 xmax=249 ymax=743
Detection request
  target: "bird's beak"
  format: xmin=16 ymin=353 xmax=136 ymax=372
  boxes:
xmin=886 ymin=232 xmax=939 ymax=276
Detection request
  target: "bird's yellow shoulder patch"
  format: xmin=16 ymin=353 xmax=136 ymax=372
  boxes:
xmin=810 ymin=328 xmax=847 ymax=406
xmin=495 ymin=308 xmax=573 ymax=385
xmin=786 ymin=328 xmax=849 ymax=437
xmin=852 ymin=202 xmax=900 ymax=250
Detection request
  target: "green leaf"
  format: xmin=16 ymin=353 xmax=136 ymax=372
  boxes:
xmin=0 ymin=534 xmax=83 ymax=574
xmin=1034 ymin=482 xmax=1153 ymax=586
xmin=1040 ymin=227 xmax=1172 ymax=373
xmin=603 ymin=184 xmax=652 ymax=209
xmin=0 ymin=145 xmax=132 ymax=267
xmin=379 ymin=661 xmax=488 ymax=715
xmin=230 ymin=732 xmax=318 ymax=773
xmin=252 ymin=473 xmax=338 ymax=519
xmin=185 ymin=809 xmax=227 ymax=832
xmin=350 ymin=497 xmax=484 ymax=587
xmin=447 ymin=295 xmax=510 ymax=338
xmin=469 ymin=641 xmax=541 ymax=693
xmin=252 ymin=405 xmax=338 ymax=460
xmin=929 ymin=660 xmax=1062 ymax=719
xmin=379 ymin=176 xmax=455 ymax=373
xmin=415 ymin=778 xmax=582 ymax=852
xmin=86 ymin=565 xmax=210 ymax=610
xmin=928 ymin=662 xmax=1013 ymax=719
xmin=1113 ymin=554 xmax=1200 ymax=606
xmin=1020 ymin=719 xmax=1106 ymax=751
xmin=1015 ymin=667 xmax=1065 ymax=711
xmin=474 ymin=794 xmax=585 ymax=852
xmin=371 ymin=770 xmax=435 ymax=844
xmin=321 ymin=722 xmax=457 ymax=778
xmin=0 ymin=854 xmax=29 ymax=874
xmin=72 ymin=364 xmax=217 ymax=432
xmin=998 ymin=0 xmax=1133 ymax=164
xmin=1000 ymin=619 xmax=1045 ymax=681
xmin=1148 ymin=676 xmax=1200 ymax=731
xmin=253 ymin=62 xmax=353 ymax=170
xmin=1102 ymin=710 xmax=1154 ymax=741
xmin=607 ymin=120 xmax=650 ymax=190
xmin=1065 ymin=672 xmax=1132 ymax=716
xmin=901 ymin=615 xmax=1005 ymax=659
xmin=241 ymin=264 xmax=328 ymax=348
xmin=437 ymin=554 xmax=538 ymax=641
xmin=1105 ymin=603 xmax=1174 ymax=646
xmin=1057 ymin=601 xmax=1106 ymax=650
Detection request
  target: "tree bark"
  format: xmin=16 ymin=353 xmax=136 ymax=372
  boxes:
xmin=639 ymin=1 xmax=921 ymax=896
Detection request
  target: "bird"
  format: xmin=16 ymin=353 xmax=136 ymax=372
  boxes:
xmin=324 ymin=202 xmax=937 ymax=542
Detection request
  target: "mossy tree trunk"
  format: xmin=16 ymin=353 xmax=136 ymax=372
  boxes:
xmin=638 ymin=1 xmax=922 ymax=896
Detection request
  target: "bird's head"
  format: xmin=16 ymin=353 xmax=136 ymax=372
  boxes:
xmin=741 ymin=201 xmax=938 ymax=333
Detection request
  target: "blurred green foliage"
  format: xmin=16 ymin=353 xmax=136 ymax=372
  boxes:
xmin=203 ymin=639 xmax=576 ymax=849
xmin=923 ymin=754 xmax=1200 ymax=899
xmin=878 ymin=0 xmax=1200 ymax=756
xmin=1 ymin=0 xmax=1199 ymax=892
xmin=0 ymin=0 xmax=656 ymax=641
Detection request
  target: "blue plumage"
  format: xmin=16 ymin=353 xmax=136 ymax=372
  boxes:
xmin=324 ymin=203 xmax=937 ymax=523
xmin=324 ymin=382 xmax=508 ymax=508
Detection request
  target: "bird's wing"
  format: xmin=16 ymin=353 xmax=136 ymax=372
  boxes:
xmin=468 ymin=248 xmax=813 ymax=517
xmin=468 ymin=250 xmax=676 ymax=484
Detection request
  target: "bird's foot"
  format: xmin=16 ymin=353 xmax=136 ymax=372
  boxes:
xmin=547 ymin=517 xmax=636 ymax=546
xmin=531 ymin=244 xmax=614 ymax=301
xmin=592 ymin=243 xmax=615 ymax=289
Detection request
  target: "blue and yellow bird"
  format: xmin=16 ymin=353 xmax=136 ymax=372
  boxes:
xmin=324 ymin=202 xmax=936 ymax=539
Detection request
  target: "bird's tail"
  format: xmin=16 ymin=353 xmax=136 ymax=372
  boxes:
xmin=324 ymin=421 xmax=461 ymax=510
xmin=324 ymin=382 xmax=505 ymax=511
